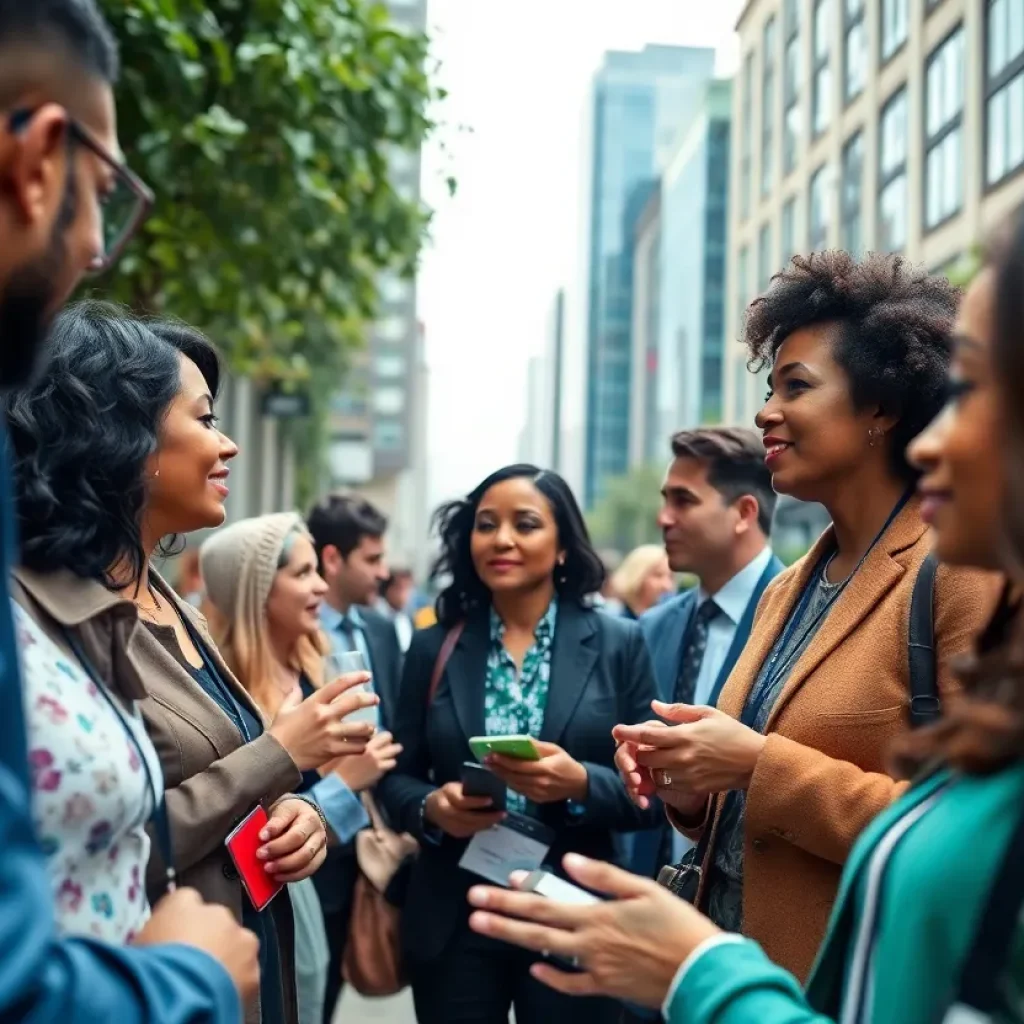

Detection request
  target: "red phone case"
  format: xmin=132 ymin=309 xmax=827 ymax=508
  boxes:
xmin=225 ymin=805 xmax=284 ymax=912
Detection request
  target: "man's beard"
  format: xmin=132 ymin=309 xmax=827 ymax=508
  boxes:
xmin=0 ymin=172 xmax=77 ymax=389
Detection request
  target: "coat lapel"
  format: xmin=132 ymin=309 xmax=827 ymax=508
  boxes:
xmin=361 ymin=615 xmax=396 ymax=714
xmin=540 ymin=603 xmax=599 ymax=744
xmin=763 ymin=501 xmax=926 ymax=730
xmin=443 ymin=620 xmax=489 ymax=742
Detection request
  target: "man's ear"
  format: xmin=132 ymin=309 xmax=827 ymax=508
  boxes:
xmin=6 ymin=104 xmax=71 ymax=228
xmin=733 ymin=494 xmax=761 ymax=536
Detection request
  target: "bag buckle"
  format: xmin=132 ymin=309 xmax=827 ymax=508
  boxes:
xmin=657 ymin=861 xmax=701 ymax=896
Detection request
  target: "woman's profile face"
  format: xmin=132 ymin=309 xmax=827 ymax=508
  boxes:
xmin=470 ymin=477 xmax=562 ymax=597
xmin=146 ymin=355 xmax=238 ymax=537
xmin=637 ymin=554 xmax=675 ymax=612
xmin=266 ymin=532 xmax=329 ymax=643
xmin=908 ymin=270 xmax=1005 ymax=570
xmin=755 ymin=323 xmax=892 ymax=503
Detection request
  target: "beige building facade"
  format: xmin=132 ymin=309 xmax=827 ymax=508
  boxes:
xmin=725 ymin=0 xmax=1024 ymax=427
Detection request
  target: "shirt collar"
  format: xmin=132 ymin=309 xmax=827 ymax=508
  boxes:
xmin=698 ymin=547 xmax=774 ymax=626
xmin=489 ymin=597 xmax=559 ymax=646
xmin=319 ymin=601 xmax=364 ymax=632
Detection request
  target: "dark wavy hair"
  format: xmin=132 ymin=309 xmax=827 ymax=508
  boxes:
xmin=892 ymin=208 xmax=1024 ymax=778
xmin=745 ymin=250 xmax=959 ymax=483
xmin=432 ymin=464 xmax=605 ymax=627
xmin=3 ymin=301 xmax=221 ymax=587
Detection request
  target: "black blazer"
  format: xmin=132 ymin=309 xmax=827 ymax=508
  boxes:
xmin=357 ymin=605 xmax=403 ymax=725
xmin=377 ymin=600 xmax=660 ymax=962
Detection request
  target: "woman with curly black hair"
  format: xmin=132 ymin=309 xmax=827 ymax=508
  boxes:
xmin=377 ymin=464 xmax=659 ymax=1024
xmin=3 ymin=302 xmax=378 ymax=1024
xmin=615 ymin=252 xmax=1003 ymax=982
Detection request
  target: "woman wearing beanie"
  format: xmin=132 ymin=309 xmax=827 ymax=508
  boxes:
xmin=201 ymin=513 xmax=400 ymax=1024
xmin=3 ymin=304 xmax=379 ymax=1024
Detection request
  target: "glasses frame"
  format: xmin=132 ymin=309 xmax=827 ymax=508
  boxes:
xmin=8 ymin=107 xmax=154 ymax=275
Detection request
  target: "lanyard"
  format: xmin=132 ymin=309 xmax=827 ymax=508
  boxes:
xmin=62 ymin=628 xmax=177 ymax=894
xmin=742 ymin=488 xmax=915 ymax=730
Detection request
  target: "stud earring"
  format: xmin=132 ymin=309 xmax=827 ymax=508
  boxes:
xmin=867 ymin=427 xmax=883 ymax=448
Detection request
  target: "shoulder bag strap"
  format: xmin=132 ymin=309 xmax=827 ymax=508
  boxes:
xmin=947 ymin=796 xmax=1024 ymax=1019
xmin=427 ymin=622 xmax=465 ymax=706
xmin=908 ymin=552 xmax=942 ymax=729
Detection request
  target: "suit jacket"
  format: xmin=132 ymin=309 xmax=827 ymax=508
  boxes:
xmin=136 ymin=574 xmax=302 ymax=1024
xmin=377 ymin=600 xmax=660 ymax=962
xmin=629 ymin=553 xmax=784 ymax=879
xmin=671 ymin=498 xmax=1002 ymax=981
xmin=6 ymin=566 xmax=244 ymax=1024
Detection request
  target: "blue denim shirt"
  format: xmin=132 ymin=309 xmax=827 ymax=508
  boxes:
xmin=0 ymin=430 xmax=241 ymax=1023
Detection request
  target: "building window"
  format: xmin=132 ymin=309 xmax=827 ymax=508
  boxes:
xmin=329 ymin=391 xmax=368 ymax=417
xmin=783 ymin=0 xmax=802 ymax=175
xmin=925 ymin=28 xmax=965 ymax=230
xmin=841 ymin=131 xmax=864 ymax=254
xmin=881 ymin=0 xmax=909 ymax=63
xmin=736 ymin=246 xmax=750 ymax=329
xmin=844 ymin=0 xmax=867 ymax=103
xmin=373 ymin=386 xmax=405 ymax=416
xmin=758 ymin=222 xmax=775 ymax=291
xmin=762 ymin=17 xmax=777 ymax=198
xmin=378 ymin=273 xmax=411 ymax=306
xmin=375 ymin=315 xmax=407 ymax=343
xmin=781 ymin=196 xmax=799 ymax=261
xmin=372 ymin=420 xmax=404 ymax=451
xmin=812 ymin=0 xmax=832 ymax=137
xmin=741 ymin=52 xmax=754 ymax=220
xmin=878 ymin=88 xmax=908 ymax=251
xmin=986 ymin=0 xmax=1024 ymax=188
xmin=374 ymin=352 xmax=407 ymax=379
xmin=808 ymin=163 xmax=830 ymax=250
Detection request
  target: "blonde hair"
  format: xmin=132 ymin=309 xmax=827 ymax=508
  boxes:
xmin=612 ymin=544 xmax=670 ymax=614
xmin=201 ymin=515 xmax=330 ymax=720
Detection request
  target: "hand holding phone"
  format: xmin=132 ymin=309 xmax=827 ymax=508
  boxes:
xmin=468 ymin=735 xmax=541 ymax=762
xmin=325 ymin=650 xmax=379 ymax=726
xmin=225 ymin=806 xmax=284 ymax=912
xmin=460 ymin=762 xmax=507 ymax=812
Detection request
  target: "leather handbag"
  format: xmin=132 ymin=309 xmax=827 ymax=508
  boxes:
xmin=341 ymin=622 xmax=465 ymax=996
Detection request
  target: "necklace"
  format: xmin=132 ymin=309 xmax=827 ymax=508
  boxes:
xmin=133 ymin=583 xmax=165 ymax=622
xmin=819 ymin=551 xmax=851 ymax=592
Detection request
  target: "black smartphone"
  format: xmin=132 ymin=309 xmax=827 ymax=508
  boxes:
xmin=460 ymin=761 xmax=507 ymax=811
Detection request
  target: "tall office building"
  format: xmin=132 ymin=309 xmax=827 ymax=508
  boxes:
xmin=629 ymin=79 xmax=733 ymax=470
xmin=725 ymin=0 xmax=1024 ymax=427
xmin=583 ymin=45 xmax=716 ymax=509
xmin=327 ymin=0 xmax=429 ymax=570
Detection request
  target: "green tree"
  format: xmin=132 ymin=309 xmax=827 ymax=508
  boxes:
xmin=94 ymin=0 xmax=443 ymax=388
xmin=945 ymin=245 xmax=983 ymax=289
xmin=586 ymin=465 xmax=665 ymax=555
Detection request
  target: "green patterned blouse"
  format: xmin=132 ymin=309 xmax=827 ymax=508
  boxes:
xmin=483 ymin=599 xmax=558 ymax=815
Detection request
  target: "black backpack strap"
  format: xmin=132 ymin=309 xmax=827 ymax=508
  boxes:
xmin=950 ymin=798 xmax=1024 ymax=1016
xmin=908 ymin=552 xmax=942 ymax=729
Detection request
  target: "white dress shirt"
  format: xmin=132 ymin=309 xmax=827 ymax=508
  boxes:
xmin=691 ymin=546 xmax=775 ymax=707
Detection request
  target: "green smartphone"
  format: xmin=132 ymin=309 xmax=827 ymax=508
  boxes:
xmin=468 ymin=734 xmax=541 ymax=761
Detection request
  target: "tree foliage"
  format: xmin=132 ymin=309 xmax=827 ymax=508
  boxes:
xmin=94 ymin=0 xmax=442 ymax=385
xmin=585 ymin=464 xmax=665 ymax=556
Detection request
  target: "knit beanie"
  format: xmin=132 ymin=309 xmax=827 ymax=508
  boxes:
xmin=199 ymin=511 xmax=306 ymax=626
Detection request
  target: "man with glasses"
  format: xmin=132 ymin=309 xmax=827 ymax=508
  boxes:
xmin=0 ymin=2 xmax=257 ymax=1022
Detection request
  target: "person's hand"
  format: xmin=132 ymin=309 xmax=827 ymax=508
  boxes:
xmin=269 ymin=673 xmax=379 ymax=771
xmin=613 ymin=701 xmax=766 ymax=794
xmin=257 ymin=798 xmax=328 ymax=882
xmin=614 ymin=720 xmax=667 ymax=809
xmin=486 ymin=741 xmax=588 ymax=804
xmin=133 ymin=887 xmax=260 ymax=1004
xmin=467 ymin=853 xmax=721 ymax=1009
xmin=424 ymin=781 xmax=506 ymax=838
xmin=327 ymin=730 xmax=403 ymax=792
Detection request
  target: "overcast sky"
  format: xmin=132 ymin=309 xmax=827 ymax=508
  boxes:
xmin=417 ymin=0 xmax=745 ymax=509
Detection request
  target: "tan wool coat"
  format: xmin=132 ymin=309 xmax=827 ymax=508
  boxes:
xmin=672 ymin=499 xmax=1002 ymax=981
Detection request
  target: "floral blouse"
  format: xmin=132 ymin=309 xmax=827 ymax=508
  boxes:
xmin=16 ymin=602 xmax=163 ymax=943
xmin=483 ymin=599 xmax=558 ymax=815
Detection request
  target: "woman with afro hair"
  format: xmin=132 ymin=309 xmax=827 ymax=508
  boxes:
xmin=620 ymin=251 xmax=1003 ymax=981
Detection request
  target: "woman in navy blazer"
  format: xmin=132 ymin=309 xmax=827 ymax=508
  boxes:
xmin=378 ymin=465 xmax=659 ymax=1024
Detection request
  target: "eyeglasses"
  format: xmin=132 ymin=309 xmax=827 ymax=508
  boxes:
xmin=8 ymin=108 xmax=154 ymax=275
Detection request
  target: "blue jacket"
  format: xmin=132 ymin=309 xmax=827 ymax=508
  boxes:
xmin=0 ymin=437 xmax=240 ymax=1024
xmin=628 ymin=553 xmax=785 ymax=880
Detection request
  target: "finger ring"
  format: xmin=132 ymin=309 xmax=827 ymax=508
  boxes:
xmin=541 ymin=949 xmax=550 ymax=960
xmin=656 ymin=769 xmax=673 ymax=787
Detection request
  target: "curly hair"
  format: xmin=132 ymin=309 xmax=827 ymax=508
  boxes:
xmin=432 ymin=465 xmax=605 ymax=627
xmin=3 ymin=301 xmax=221 ymax=586
xmin=744 ymin=250 xmax=960 ymax=482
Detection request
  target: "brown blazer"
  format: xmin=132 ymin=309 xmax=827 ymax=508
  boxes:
xmin=672 ymin=499 xmax=1001 ymax=981
xmin=13 ymin=567 xmax=302 ymax=1024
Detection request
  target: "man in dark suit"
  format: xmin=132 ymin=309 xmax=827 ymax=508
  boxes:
xmin=307 ymin=493 xmax=404 ymax=1023
xmin=630 ymin=428 xmax=783 ymax=882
